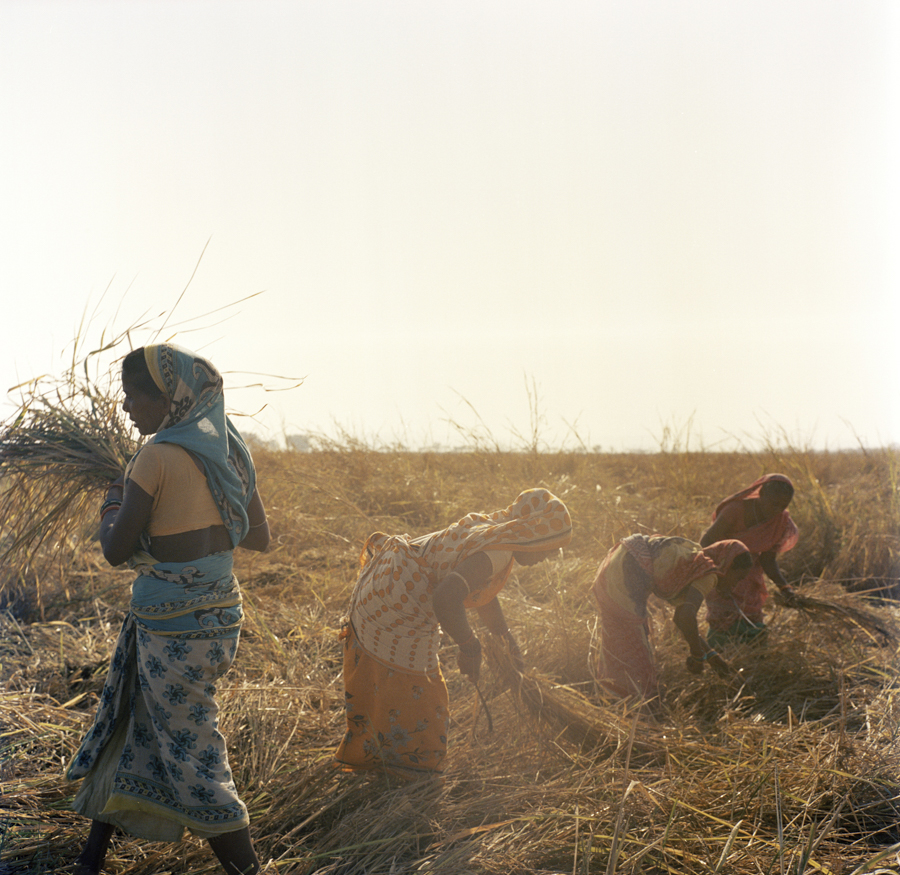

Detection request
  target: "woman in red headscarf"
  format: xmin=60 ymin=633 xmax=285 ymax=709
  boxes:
xmin=591 ymin=535 xmax=752 ymax=708
xmin=700 ymin=474 xmax=799 ymax=647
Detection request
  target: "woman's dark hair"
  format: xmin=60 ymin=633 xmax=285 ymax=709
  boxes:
xmin=122 ymin=348 xmax=166 ymax=399
xmin=731 ymin=551 xmax=753 ymax=573
xmin=760 ymin=478 xmax=794 ymax=501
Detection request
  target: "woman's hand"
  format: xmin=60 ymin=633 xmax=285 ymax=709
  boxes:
xmin=685 ymin=654 xmax=705 ymax=675
xmin=775 ymin=584 xmax=800 ymax=607
xmin=685 ymin=650 xmax=732 ymax=679
xmin=707 ymin=652 xmax=732 ymax=679
xmin=457 ymin=636 xmax=482 ymax=682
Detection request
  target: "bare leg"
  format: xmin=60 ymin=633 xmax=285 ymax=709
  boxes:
xmin=72 ymin=820 xmax=115 ymax=875
xmin=207 ymin=826 xmax=260 ymax=875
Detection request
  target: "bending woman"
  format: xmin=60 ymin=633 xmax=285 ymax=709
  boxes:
xmin=700 ymin=473 xmax=799 ymax=647
xmin=591 ymin=535 xmax=752 ymax=706
xmin=335 ymin=489 xmax=572 ymax=778
xmin=67 ymin=345 xmax=269 ymax=875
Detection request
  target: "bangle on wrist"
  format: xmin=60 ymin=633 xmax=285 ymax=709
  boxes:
xmin=100 ymin=500 xmax=122 ymax=521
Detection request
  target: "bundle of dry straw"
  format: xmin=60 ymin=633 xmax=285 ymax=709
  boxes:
xmin=779 ymin=587 xmax=898 ymax=645
xmin=0 ymin=359 xmax=136 ymax=571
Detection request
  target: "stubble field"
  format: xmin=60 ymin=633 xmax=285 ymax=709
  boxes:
xmin=2 ymin=442 xmax=899 ymax=874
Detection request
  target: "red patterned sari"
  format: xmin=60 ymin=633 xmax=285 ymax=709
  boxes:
xmin=592 ymin=536 xmax=747 ymax=699
xmin=704 ymin=475 xmax=799 ymax=635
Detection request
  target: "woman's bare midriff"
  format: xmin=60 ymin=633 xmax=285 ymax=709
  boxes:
xmin=149 ymin=524 xmax=233 ymax=563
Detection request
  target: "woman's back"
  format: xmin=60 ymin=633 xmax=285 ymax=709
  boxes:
xmin=127 ymin=443 xmax=233 ymax=561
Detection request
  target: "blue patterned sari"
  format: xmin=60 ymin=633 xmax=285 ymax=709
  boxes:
xmin=67 ymin=554 xmax=248 ymax=840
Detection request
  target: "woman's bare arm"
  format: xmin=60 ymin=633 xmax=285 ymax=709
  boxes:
xmin=99 ymin=477 xmax=153 ymax=566
xmin=699 ymin=502 xmax=742 ymax=547
xmin=238 ymin=488 xmax=270 ymax=552
xmin=475 ymin=597 xmax=510 ymax=635
xmin=674 ymin=582 xmax=732 ymax=677
xmin=759 ymin=549 xmax=796 ymax=598
xmin=431 ymin=552 xmax=492 ymax=643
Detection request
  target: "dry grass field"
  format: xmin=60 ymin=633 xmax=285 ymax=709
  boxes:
xmin=2 ymin=441 xmax=900 ymax=874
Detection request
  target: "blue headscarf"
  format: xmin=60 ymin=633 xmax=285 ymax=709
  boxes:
xmin=141 ymin=343 xmax=256 ymax=548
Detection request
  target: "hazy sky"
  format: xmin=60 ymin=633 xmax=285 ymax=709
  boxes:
xmin=2 ymin=1 xmax=898 ymax=451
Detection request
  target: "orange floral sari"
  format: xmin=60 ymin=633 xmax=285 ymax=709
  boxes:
xmin=336 ymin=489 xmax=572 ymax=776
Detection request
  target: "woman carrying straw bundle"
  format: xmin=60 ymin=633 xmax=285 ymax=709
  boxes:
xmin=700 ymin=473 xmax=799 ymax=647
xmin=335 ymin=488 xmax=572 ymax=778
xmin=591 ymin=536 xmax=752 ymax=710
xmin=67 ymin=345 xmax=269 ymax=875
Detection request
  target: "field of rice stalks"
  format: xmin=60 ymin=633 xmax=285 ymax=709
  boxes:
xmin=2 ymin=440 xmax=899 ymax=874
